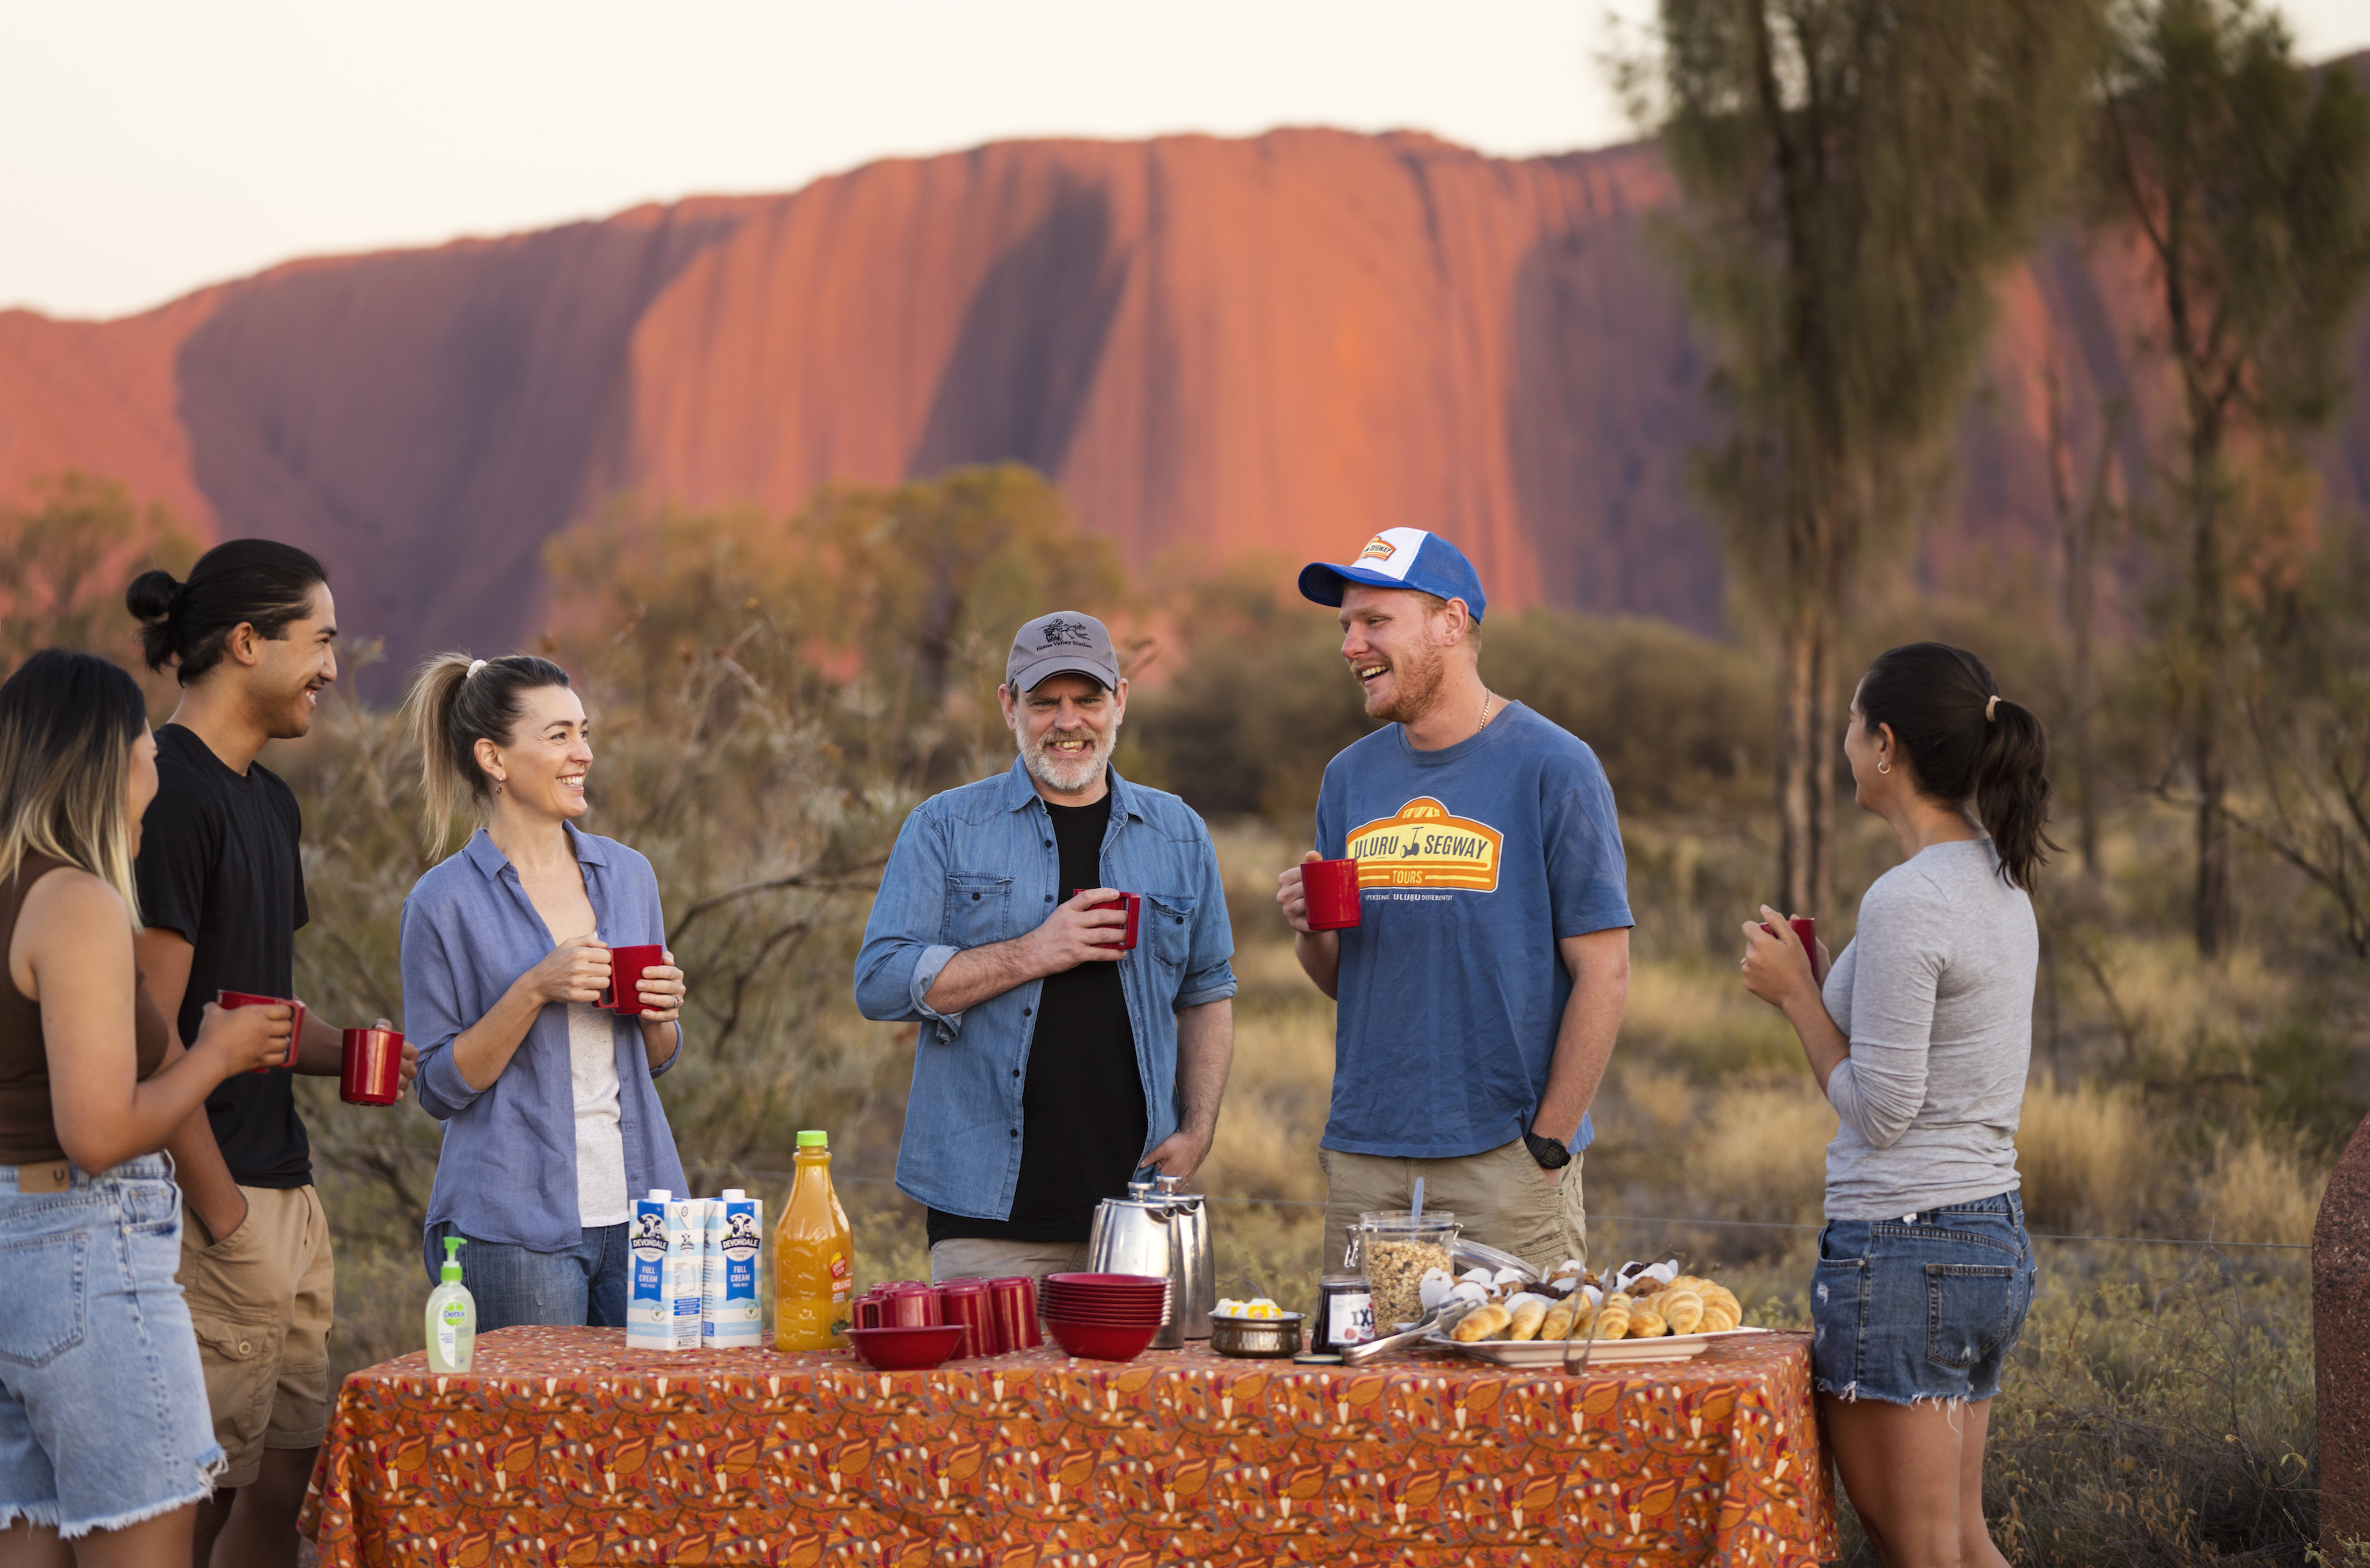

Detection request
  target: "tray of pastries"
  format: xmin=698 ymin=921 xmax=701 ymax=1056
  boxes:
xmin=1418 ymin=1259 xmax=1762 ymax=1367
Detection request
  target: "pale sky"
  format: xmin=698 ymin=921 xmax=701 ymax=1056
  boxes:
xmin=6 ymin=0 xmax=2368 ymax=322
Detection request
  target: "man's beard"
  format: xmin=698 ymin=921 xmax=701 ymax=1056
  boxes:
xmin=1364 ymin=642 xmax=1449 ymax=726
xmin=1018 ymin=720 xmax=1116 ymax=795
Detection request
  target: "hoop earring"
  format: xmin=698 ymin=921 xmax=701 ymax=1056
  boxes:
xmin=1876 ymin=760 xmax=1891 ymax=775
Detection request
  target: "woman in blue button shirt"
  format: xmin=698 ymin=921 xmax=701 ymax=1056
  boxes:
xmin=397 ymin=653 xmax=690 ymax=1329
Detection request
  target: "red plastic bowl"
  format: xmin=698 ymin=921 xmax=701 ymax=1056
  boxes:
xmin=848 ymin=1325 xmax=965 ymax=1371
xmin=1045 ymin=1315 xmax=1161 ymax=1362
xmin=1042 ymin=1299 xmax=1168 ymax=1320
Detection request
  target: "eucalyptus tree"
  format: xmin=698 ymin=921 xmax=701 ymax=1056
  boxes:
xmin=2092 ymin=0 xmax=2370 ymax=956
xmin=1633 ymin=0 xmax=2105 ymax=916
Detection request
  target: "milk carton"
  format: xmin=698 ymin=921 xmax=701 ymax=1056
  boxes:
xmin=626 ymin=1189 xmax=675 ymax=1351
xmin=703 ymin=1190 xmax=765 ymax=1348
xmin=667 ymin=1195 xmax=705 ymax=1350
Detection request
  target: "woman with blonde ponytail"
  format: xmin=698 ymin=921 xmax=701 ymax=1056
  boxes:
xmin=1740 ymin=642 xmax=2051 ymax=1568
xmin=397 ymin=652 xmax=690 ymax=1329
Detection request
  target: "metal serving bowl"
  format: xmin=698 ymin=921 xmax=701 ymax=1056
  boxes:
xmin=1209 ymin=1311 xmax=1305 ymax=1359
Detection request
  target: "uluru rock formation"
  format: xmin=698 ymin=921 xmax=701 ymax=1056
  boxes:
xmin=3 ymin=123 xmax=2367 ymax=688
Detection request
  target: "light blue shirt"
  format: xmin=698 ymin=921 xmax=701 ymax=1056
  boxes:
xmin=403 ymin=825 xmax=687 ymax=1279
xmin=854 ymin=758 xmax=1238 ymax=1219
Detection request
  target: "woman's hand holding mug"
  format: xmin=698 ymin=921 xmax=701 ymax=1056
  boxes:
xmin=634 ymin=951 xmax=687 ymax=1024
xmin=526 ymin=934 xmax=612 ymax=1006
xmin=1740 ymin=904 xmax=1826 ymax=1008
xmin=194 ymin=999 xmax=293 ymax=1077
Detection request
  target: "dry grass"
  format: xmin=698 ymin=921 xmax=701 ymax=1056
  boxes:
xmin=2200 ymin=1134 xmax=2327 ymax=1248
xmin=2018 ymin=1076 xmax=2154 ymax=1234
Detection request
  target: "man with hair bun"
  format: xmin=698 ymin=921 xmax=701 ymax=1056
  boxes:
xmin=124 ymin=540 xmax=414 ymax=1568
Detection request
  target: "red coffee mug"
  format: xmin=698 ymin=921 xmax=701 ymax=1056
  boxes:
xmin=988 ymin=1276 xmax=1042 ymax=1350
xmin=885 ymin=1285 xmax=944 ymax=1329
xmin=340 ymin=1027 xmax=404 ymax=1105
xmin=941 ymin=1280 xmax=994 ymax=1358
xmin=600 ymin=945 xmax=668 ymax=1015
xmin=218 ymin=991 xmax=303 ymax=1074
xmin=1302 ymin=858 xmax=1363 ymax=931
xmin=1072 ymin=890 xmax=1140 ymax=952
xmin=1759 ymin=916 xmax=1818 ymax=964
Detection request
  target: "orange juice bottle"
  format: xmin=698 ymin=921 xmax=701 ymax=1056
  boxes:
xmin=774 ymin=1130 xmax=853 ymax=1351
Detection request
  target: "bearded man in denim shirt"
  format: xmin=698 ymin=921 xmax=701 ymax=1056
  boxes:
xmin=856 ymin=612 xmax=1237 ymax=1284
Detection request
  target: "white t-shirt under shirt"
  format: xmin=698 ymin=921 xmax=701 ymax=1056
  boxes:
xmin=566 ymin=1002 xmax=630 ymax=1226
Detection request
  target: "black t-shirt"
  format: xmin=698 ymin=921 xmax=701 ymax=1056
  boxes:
xmin=134 ymin=724 xmax=314 ymax=1188
xmin=928 ymin=791 xmax=1146 ymax=1246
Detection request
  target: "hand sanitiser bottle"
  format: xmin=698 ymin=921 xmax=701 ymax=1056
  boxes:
xmin=425 ymin=1236 xmax=476 ymax=1374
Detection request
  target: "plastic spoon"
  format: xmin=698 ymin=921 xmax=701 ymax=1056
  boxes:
xmin=1411 ymin=1176 xmax=1424 ymax=1224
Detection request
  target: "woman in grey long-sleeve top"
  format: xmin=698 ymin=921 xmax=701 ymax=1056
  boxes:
xmin=1740 ymin=642 xmax=2052 ymax=1568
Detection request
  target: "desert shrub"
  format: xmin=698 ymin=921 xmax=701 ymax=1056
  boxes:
xmin=1127 ymin=574 xmax=1777 ymax=828
xmin=1986 ymin=1258 xmax=2316 ymax=1566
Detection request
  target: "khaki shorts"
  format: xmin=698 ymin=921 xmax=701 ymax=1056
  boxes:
xmin=927 ymin=1237 xmax=1091 ymax=1286
xmin=1321 ymin=1138 xmax=1586 ymax=1277
xmin=176 ymin=1184 xmax=334 ymax=1489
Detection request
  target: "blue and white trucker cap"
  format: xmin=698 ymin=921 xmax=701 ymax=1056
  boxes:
xmin=1297 ymin=528 xmax=1488 ymax=621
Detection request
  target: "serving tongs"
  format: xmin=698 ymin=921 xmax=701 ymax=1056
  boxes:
xmin=1342 ymin=1299 xmax=1472 ymax=1366
xmin=1560 ymin=1246 xmax=1689 ymax=1378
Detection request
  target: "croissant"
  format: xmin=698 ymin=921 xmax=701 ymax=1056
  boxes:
xmin=1508 ymin=1299 xmax=1548 ymax=1341
xmin=1659 ymin=1288 xmax=1706 ymax=1336
xmin=1591 ymin=1293 xmax=1632 ymax=1340
xmin=1628 ymin=1306 xmax=1668 ymax=1338
xmin=1699 ymin=1300 xmax=1740 ymax=1333
xmin=1453 ymin=1303 xmax=1513 ymax=1342
xmin=1540 ymin=1300 xmax=1578 ymax=1341
xmin=1567 ymin=1295 xmax=1598 ymax=1337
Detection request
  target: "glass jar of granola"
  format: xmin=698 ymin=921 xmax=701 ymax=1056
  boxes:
xmin=1350 ymin=1210 xmax=1460 ymax=1330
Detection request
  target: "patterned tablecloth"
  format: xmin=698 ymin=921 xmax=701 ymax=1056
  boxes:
xmin=299 ymin=1325 xmax=1834 ymax=1566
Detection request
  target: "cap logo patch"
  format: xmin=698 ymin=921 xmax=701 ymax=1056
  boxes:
xmin=1357 ymin=536 xmax=1398 ymax=563
xmin=1038 ymin=617 xmax=1095 ymax=649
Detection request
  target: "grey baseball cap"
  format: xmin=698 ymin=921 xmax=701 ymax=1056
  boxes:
xmin=1006 ymin=611 xmax=1121 ymax=692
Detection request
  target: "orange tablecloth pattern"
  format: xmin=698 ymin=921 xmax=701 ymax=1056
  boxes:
xmin=300 ymin=1325 xmax=1834 ymax=1566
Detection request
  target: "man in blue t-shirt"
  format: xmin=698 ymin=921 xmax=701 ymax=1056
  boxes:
xmin=1277 ymin=529 xmax=1632 ymax=1274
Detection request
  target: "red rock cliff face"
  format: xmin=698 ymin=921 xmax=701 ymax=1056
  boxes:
xmin=2 ymin=124 xmax=2365 ymax=688
xmin=608 ymin=131 xmax=1714 ymax=630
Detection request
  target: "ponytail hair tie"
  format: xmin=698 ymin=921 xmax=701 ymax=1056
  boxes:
xmin=1985 ymin=694 xmax=2000 ymax=722
xmin=466 ymin=658 xmax=488 ymax=680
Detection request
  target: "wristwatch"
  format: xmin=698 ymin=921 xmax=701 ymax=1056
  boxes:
xmin=1522 ymin=1130 xmax=1571 ymax=1170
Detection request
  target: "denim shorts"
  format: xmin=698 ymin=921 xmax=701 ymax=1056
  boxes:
xmin=0 ymin=1155 xmax=224 ymax=1537
xmin=1810 ymin=1190 xmax=2037 ymax=1406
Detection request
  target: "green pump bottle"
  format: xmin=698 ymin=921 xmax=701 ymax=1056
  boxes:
xmin=425 ymin=1236 xmax=476 ymax=1374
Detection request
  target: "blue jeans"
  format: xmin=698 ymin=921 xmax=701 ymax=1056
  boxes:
xmin=0 ymin=1156 xmax=224 ymax=1538
xmin=1810 ymin=1190 xmax=2037 ymax=1405
xmin=427 ymin=1221 xmax=630 ymax=1332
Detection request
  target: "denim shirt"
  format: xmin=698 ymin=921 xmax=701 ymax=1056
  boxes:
xmin=403 ymin=825 xmax=687 ymax=1279
xmin=855 ymin=759 xmax=1237 ymax=1219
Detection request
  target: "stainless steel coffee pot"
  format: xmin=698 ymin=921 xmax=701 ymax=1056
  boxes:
xmin=1086 ymin=1175 xmax=1214 ymax=1347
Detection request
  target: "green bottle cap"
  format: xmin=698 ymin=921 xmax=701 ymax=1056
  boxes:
xmin=442 ymin=1235 xmax=466 ymax=1282
xmin=796 ymin=1130 xmax=828 ymax=1149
